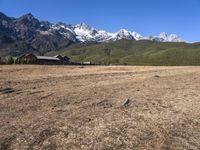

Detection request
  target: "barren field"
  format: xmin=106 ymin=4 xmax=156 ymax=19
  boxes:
xmin=0 ymin=65 xmax=200 ymax=150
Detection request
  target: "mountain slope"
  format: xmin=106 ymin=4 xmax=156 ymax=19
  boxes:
xmin=0 ymin=12 xmax=187 ymax=57
xmin=0 ymin=12 xmax=75 ymax=57
xmin=50 ymin=40 xmax=200 ymax=65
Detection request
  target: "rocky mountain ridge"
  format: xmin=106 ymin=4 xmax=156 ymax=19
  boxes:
xmin=0 ymin=12 xmax=185 ymax=56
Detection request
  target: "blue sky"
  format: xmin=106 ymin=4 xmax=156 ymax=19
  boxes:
xmin=0 ymin=0 xmax=200 ymax=42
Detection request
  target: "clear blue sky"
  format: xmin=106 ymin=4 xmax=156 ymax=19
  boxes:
xmin=0 ymin=0 xmax=200 ymax=42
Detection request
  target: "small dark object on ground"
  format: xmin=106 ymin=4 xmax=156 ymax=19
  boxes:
xmin=122 ymin=98 xmax=130 ymax=107
xmin=29 ymin=90 xmax=44 ymax=95
xmin=154 ymin=75 xmax=160 ymax=78
xmin=0 ymin=88 xmax=15 ymax=94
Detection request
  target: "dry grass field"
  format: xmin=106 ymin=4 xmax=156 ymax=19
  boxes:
xmin=0 ymin=65 xmax=200 ymax=150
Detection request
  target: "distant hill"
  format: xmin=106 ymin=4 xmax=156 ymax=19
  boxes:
xmin=47 ymin=40 xmax=200 ymax=66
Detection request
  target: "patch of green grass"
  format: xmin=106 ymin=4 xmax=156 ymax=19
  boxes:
xmin=46 ymin=40 xmax=200 ymax=66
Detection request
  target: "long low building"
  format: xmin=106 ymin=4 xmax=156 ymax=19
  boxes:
xmin=16 ymin=53 xmax=70 ymax=65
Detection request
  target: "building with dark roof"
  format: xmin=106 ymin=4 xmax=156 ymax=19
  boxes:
xmin=16 ymin=53 xmax=70 ymax=65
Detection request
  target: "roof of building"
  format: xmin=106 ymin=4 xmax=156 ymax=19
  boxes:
xmin=36 ymin=56 xmax=59 ymax=61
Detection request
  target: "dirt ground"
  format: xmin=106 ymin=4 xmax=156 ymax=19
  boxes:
xmin=0 ymin=65 xmax=199 ymax=150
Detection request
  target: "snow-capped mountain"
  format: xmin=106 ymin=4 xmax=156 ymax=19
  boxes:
xmin=49 ymin=23 xmax=141 ymax=42
xmin=47 ymin=22 xmax=184 ymax=43
xmin=0 ymin=12 xmax=186 ymax=56
xmin=0 ymin=11 xmax=185 ymax=45
xmin=158 ymin=32 xmax=184 ymax=42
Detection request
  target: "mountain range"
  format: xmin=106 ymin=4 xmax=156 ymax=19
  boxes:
xmin=54 ymin=22 xmax=184 ymax=43
xmin=0 ymin=12 xmax=185 ymax=57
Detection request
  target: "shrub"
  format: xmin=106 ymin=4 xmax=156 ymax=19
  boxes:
xmin=5 ymin=56 xmax=14 ymax=64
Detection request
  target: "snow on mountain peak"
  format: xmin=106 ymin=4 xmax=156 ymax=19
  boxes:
xmin=117 ymin=29 xmax=129 ymax=33
xmin=115 ymin=29 xmax=135 ymax=40
xmin=159 ymin=32 xmax=184 ymax=42
xmin=75 ymin=23 xmax=92 ymax=30
xmin=132 ymin=32 xmax=143 ymax=40
xmin=47 ymin=22 xmax=185 ymax=43
xmin=73 ymin=23 xmax=99 ymax=42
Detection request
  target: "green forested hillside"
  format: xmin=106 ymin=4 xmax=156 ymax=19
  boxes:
xmin=47 ymin=40 xmax=200 ymax=65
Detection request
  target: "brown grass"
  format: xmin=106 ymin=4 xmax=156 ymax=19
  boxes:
xmin=0 ymin=65 xmax=200 ymax=150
